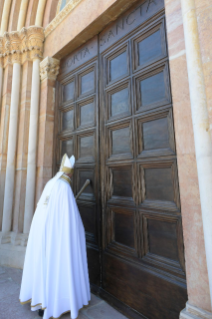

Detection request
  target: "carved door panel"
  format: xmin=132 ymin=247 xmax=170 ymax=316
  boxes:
xmin=99 ymin=1 xmax=187 ymax=318
xmin=55 ymin=37 xmax=101 ymax=287
xmin=55 ymin=0 xmax=188 ymax=318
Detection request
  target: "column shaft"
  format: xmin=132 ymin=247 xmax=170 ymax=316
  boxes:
xmin=23 ymin=58 xmax=40 ymax=234
xmin=17 ymin=0 xmax=29 ymax=31
xmin=0 ymin=0 xmax=13 ymax=35
xmin=35 ymin=0 xmax=47 ymax=27
xmin=2 ymin=63 xmax=21 ymax=232
xmin=0 ymin=66 xmax=3 ymax=113
xmin=181 ymin=0 xmax=212 ymax=308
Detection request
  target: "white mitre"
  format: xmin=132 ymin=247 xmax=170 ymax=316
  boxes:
xmin=59 ymin=154 xmax=75 ymax=175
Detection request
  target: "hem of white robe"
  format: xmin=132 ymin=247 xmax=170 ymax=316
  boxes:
xmin=19 ymin=298 xmax=91 ymax=319
xmin=19 ymin=298 xmax=46 ymax=311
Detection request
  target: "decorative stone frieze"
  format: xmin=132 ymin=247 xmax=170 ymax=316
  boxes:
xmin=44 ymin=0 xmax=82 ymax=37
xmin=40 ymin=56 xmax=60 ymax=81
xmin=0 ymin=26 xmax=45 ymax=66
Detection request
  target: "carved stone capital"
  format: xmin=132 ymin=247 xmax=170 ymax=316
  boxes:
xmin=27 ymin=26 xmax=45 ymax=60
xmin=40 ymin=56 xmax=60 ymax=81
xmin=0 ymin=26 xmax=45 ymax=66
xmin=8 ymin=31 xmax=22 ymax=64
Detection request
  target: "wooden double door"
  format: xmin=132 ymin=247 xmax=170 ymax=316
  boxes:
xmin=55 ymin=0 xmax=187 ymax=318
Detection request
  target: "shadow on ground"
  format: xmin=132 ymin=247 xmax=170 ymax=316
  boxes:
xmin=0 ymin=266 xmax=128 ymax=319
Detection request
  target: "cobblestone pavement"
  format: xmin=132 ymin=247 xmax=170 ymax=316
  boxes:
xmin=0 ymin=266 xmax=128 ymax=319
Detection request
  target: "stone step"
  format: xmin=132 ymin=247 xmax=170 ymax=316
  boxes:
xmin=180 ymin=309 xmax=204 ymax=319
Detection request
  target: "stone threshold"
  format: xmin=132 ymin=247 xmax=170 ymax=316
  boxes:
xmin=180 ymin=302 xmax=212 ymax=319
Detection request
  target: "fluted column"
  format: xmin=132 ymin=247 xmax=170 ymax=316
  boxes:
xmin=23 ymin=27 xmax=45 ymax=234
xmin=2 ymin=33 xmax=22 ymax=232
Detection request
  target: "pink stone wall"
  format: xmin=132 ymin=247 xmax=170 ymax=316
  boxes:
xmin=43 ymin=0 xmax=139 ymax=59
xmin=164 ymin=0 xmax=211 ymax=311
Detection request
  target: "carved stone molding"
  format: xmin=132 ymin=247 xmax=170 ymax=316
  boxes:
xmin=0 ymin=26 xmax=45 ymax=66
xmin=44 ymin=0 xmax=82 ymax=37
xmin=40 ymin=56 xmax=60 ymax=81
xmin=180 ymin=302 xmax=212 ymax=319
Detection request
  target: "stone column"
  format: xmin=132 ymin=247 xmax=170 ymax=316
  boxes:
xmin=13 ymin=58 xmax=32 ymax=234
xmin=35 ymin=0 xmax=47 ymax=27
xmin=0 ymin=42 xmax=3 ymax=115
xmin=17 ymin=0 xmax=29 ymax=31
xmin=2 ymin=32 xmax=22 ymax=233
xmin=0 ymin=0 xmax=12 ymax=35
xmin=0 ymin=56 xmax=13 ymax=232
xmin=35 ymin=57 xmax=60 ymax=202
xmin=179 ymin=0 xmax=212 ymax=317
xmin=23 ymin=27 xmax=44 ymax=234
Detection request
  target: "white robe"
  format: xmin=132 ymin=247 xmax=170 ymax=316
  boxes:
xmin=19 ymin=173 xmax=91 ymax=319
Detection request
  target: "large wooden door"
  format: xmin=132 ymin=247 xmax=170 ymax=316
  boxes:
xmin=99 ymin=1 xmax=187 ymax=318
xmin=56 ymin=0 xmax=187 ymax=318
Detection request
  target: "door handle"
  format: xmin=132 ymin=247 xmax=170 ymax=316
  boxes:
xmin=75 ymin=179 xmax=90 ymax=200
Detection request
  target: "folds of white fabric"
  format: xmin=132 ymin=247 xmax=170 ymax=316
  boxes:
xmin=19 ymin=178 xmax=91 ymax=319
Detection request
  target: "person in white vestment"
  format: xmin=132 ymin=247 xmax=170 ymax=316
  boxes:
xmin=19 ymin=154 xmax=91 ymax=319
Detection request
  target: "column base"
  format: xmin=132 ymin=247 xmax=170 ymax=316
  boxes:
xmin=0 ymin=231 xmax=11 ymax=244
xmin=0 ymin=243 xmax=26 ymax=268
xmin=0 ymin=232 xmax=28 ymax=268
xmin=180 ymin=302 xmax=212 ymax=319
xmin=0 ymin=231 xmax=28 ymax=246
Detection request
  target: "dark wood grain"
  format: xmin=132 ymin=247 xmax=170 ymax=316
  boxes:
xmin=110 ymin=51 xmax=128 ymax=82
xmin=80 ymin=71 xmax=95 ymax=95
xmin=147 ymin=218 xmax=178 ymax=260
xmin=55 ymin=1 xmax=187 ymax=318
xmin=62 ymin=109 xmax=74 ymax=131
xmin=80 ymin=102 xmax=94 ymax=126
xmin=143 ymin=117 xmax=169 ymax=150
xmin=63 ymin=81 xmax=74 ymax=102
xmin=112 ymin=166 xmax=132 ymax=198
xmin=111 ymin=87 xmax=129 ymax=117
xmin=61 ymin=138 xmax=73 ymax=157
xmin=145 ymin=167 xmax=174 ymax=201
xmin=114 ymin=210 xmax=134 ymax=248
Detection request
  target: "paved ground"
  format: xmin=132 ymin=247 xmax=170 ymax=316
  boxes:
xmin=0 ymin=266 xmax=128 ymax=319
